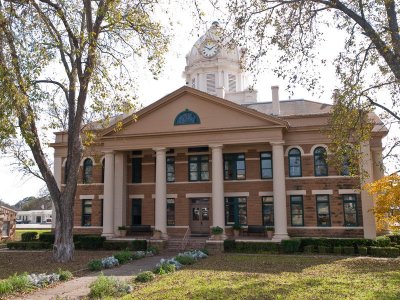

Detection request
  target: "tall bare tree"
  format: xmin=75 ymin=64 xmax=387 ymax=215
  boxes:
xmin=0 ymin=0 xmax=169 ymax=262
xmin=206 ymin=0 xmax=399 ymax=171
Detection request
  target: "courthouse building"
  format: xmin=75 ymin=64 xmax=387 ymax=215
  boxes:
xmin=51 ymin=23 xmax=386 ymax=240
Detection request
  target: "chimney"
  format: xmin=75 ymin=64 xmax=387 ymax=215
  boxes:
xmin=271 ymin=85 xmax=280 ymax=115
xmin=216 ymin=86 xmax=225 ymax=99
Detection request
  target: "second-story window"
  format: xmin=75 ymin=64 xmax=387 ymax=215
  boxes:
xmin=83 ymin=158 xmax=93 ymax=184
xmin=314 ymin=147 xmax=328 ymax=176
xmin=260 ymin=152 xmax=273 ymax=179
xmin=132 ymin=157 xmax=142 ymax=183
xmin=224 ymin=153 xmax=246 ymax=180
xmin=288 ymin=148 xmax=302 ymax=177
xmin=189 ymin=155 xmax=209 ymax=181
xmin=166 ymin=157 xmax=175 ymax=182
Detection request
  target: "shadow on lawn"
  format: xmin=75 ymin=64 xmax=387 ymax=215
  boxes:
xmin=189 ymin=253 xmax=343 ymax=274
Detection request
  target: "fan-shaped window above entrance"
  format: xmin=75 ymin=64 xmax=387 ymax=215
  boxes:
xmin=174 ymin=109 xmax=200 ymax=125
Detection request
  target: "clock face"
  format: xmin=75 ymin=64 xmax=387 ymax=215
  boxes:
xmin=201 ymin=40 xmax=219 ymax=58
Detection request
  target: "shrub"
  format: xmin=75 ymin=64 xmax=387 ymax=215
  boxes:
xmin=131 ymin=240 xmax=147 ymax=251
xmin=223 ymin=240 xmax=236 ymax=252
xmin=375 ymin=236 xmax=391 ymax=247
xmin=6 ymin=241 xmax=51 ymax=250
xmin=318 ymin=246 xmax=330 ymax=254
xmin=88 ymin=259 xmax=103 ymax=271
xmin=175 ymin=255 xmax=196 ymax=265
xmin=300 ymin=238 xmax=376 ymax=250
xmin=57 ymin=269 xmax=73 ymax=281
xmin=89 ymin=273 xmax=131 ymax=299
xmin=0 ymin=279 xmax=12 ymax=295
xmin=236 ymin=242 xmax=279 ymax=253
xmin=201 ymin=248 xmax=209 ymax=256
xmin=6 ymin=273 xmax=32 ymax=293
xmin=135 ymin=271 xmax=155 ymax=283
xmin=370 ymin=247 xmax=400 ymax=258
xmin=79 ymin=236 xmax=105 ymax=250
xmin=281 ymin=239 xmax=301 ymax=253
xmin=21 ymin=232 xmax=38 ymax=242
xmin=103 ymin=241 xmax=130 ymax=251
xmin=153 ymin=262 xmax=175 ymax=275
xmin=232 ymin=223 xmax=242 ymax=230
xmin=147 ymin=245 xmax=159 ymax=255
xmin=39 ymin=232 xmax=55 ymax=244
xmin=343 ymin=246 xmax=355 ymax=255
xmin=132 ymin=251 xmax=146 ymax=260
xmin=101 ymin=257 xmax=119 ymax=269
xmin=27 ymin=273 xmax=60 ymax=287
xmin=211 ymin=226 xmax=223 ymax=235
xmin=358 ymin=247 xmax=368 ymax=256
xmin=303 ymin=245 xmax=315 ymax=253
xmin=333 ymin=246 xmax=342 ymax=255
xmin=114 ymin=251 xmax=133 ymax=264
xmin=387 ymin=234 xmax=400 ymax=245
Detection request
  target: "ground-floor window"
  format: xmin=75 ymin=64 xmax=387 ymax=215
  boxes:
xmin=225 ymin=197 xmax=247 ymax=225
xmin=82 ymin=199 xmax=92 ymax=226
xmin=343 ymin=194 xmax=358 ymax=226
xmin=262 ymin=196 xmax=274 ymax=226
xmin=131 ymin=199 xmax=142 ymax=225
xmin=167 ymin=198 xmax=175 ymax=226
xmin=290 ymin=195 xmax=304 ymax=226
xmin=316 ymin=195 xmax=331 ymax=226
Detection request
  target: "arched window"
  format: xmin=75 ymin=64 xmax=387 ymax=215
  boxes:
xmin=314 ymin=147 xmax=328 ymax=176
xmin=83 ymin=158 xmax=93 ymax=184
xmin=101 ymin=158 xmax=105 ymax=183
xmin=288 ymin=148 xmax=302 ymax=177
xmin=174 ymin=109 xmax=200 ymax=125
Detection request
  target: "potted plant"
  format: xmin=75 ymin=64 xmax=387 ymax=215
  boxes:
xmin=211 ymin=226 xmax=224 ymax=240
xmin=118 ymin=226 xmax=127 ymax=237
xmin=265 ymin=226 xmax=274 ymax=240
xmin=232 ymin=223 xmax=242 ymax=237
xmin=153 ymin=229 xmax=162 ymax=239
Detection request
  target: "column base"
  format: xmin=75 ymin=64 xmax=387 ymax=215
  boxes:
xmin=210 ymin=234 xmax=227 ymax=240
xmin=272 ymin=233 xmax=290 ymax=242
xmin=102 ymin=232 xmax=115 ymax=239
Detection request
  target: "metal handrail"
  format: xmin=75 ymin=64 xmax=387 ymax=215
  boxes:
xmin=181 ymin=227 xmax=191 ymax=251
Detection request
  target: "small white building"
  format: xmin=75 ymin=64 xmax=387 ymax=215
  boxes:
xmin=16 ymin=210 xmax=52 ymax=224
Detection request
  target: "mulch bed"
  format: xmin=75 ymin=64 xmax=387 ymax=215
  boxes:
xmin=0 ymin=250 xmax=116 ymax=279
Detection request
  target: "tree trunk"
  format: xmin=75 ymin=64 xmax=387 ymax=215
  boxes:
xmin=53 ymin=192 xmax=75 ymax=262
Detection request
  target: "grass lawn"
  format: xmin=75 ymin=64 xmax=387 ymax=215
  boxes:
xmin=0 ymin=250 xmax=115 ymax=279
xmin=14 ymin=229 xmax=51 ymax=241
xmin=123 ymin=254 xmax=400 ymax=300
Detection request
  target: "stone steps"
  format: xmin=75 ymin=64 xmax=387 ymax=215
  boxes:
xmin=165 ymin=238 xmax=207 ymax=251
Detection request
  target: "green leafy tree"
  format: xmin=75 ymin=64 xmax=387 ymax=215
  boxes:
xmin=0 ymin=0 xmax=169 ymax=262
xmin=206 ymin=0 xmax=399 ymax=171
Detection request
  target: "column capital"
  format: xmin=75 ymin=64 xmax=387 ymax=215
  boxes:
xmin=270 ymin=140 xmax=285 ymax=146
xmin=153 ymin=147 xmax=167 ymax=152
xmin=209 ymin=144 xmax=223 ymax=149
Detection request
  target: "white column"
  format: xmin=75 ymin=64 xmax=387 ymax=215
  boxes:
xmin=52 ymin=157 xmax=62 ymax=229
xmin=113 ymin=152 xmax=127 ymax=235
xmin=210 ymin=144 xmax=225 ymax=237
xmin=271 ymin=141 xmax=289 ymax=241
xmin=154 ymin=147 xmax=168 ymax=238
xmin=102 ymin=152 xmax=115 ymax=237
xmin=360 ymin=142 xmax=377 ymax=239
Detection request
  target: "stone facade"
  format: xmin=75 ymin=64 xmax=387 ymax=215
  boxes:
xmin=0 ymin=206 xmax=17 ymax=241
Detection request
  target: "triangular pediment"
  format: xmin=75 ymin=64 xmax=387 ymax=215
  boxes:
xmin=101 ymin=86 xmax=287 ymax=138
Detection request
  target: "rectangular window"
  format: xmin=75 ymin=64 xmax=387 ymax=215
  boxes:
xmin=225 ymin=197 xmax=247 ymax=225
xmin=316 ymin=195 xmax=331 ymax=226
xmin=82 ymin=199 xmax=92 ymax=226
xmin=343 ymin=194 xmax=358 ymax=226
xmin=131 ymin=199 xmax=142 ymax=225
xmin=167 ymin=198 xmax=175 ymax=226
xmin=132 ymin=157 xmax=142 ymax=183
xmin=260 ymin=152 xmax=273 ymax=179
xmin=224 ymin=153 xmax=246 ymax=180
xmin=189 ymin=155 xmax=209 ymax=181
xmin=290 ymin=195 xmax=304 ymax=226
xmin=166 ymin=157 xmax=175 ymax=182
xmin=262 ymin=196 xmax=274 ymax=226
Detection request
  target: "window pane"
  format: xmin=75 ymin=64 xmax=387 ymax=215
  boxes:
xmin=292 ymin=215 xmax=303 ymax=226
xmin=262 ymin=169 xmax=272 ymax=178
xmin=201 ymin=208 xmax=209 ymax=221
xmin=317 ymin=202 xmax=330 ymax=226
xmin=190 ymin=172 xmax=198 ymax=181
xmin=190 ymin=163 xmax=198 ymax=172
xmin=167 ymin=200 xmax=175 ymax=226
xmin=192 ymin=208 xmax=200 ymax=221
xmin=201 ymin=171 xmax=209 ymax=180
xmin=290 ymin=196 xmax=303 ymax=226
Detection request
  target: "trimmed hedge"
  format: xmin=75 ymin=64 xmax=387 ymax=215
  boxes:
xmin=358 ymin=247 xmax=368 ymax=256
xmin=103 ymin=241 xmax=130 ymax=251
xmin=21 ymin=232 xmax=38 ymax=242
xmin=375 ymin=236 xmax=391 ymax=247
xmin=333 ymin=246 xmax=342 ymax=255
xmin=318 ymin=246 xmax=330 ymax=254
xmin=223 ymin=240 xmax=279 ymax=253
xmin=303 ymin=245 xmax=315 ymax=253
xmin=39 ymin=232 xmax=55 ymax=244
xmin=6 ymin=241 xmax=51 ymax=250
xmin=370 ymin=247 xmax=400 ymax=258
xmin=300 ymin=238 xmax=376 ymax=250
xmin=79 ymin=236 xmax=106 ymax=250
xmin=131 ymin=240 xmax=147 ymax=251
xmin=281 ymin=239 xmax=301 ymax=253
xmin=387 ymin=234 xmax=400 ymax=245
xmin=343 ymin=246 xmax=355 ymax=255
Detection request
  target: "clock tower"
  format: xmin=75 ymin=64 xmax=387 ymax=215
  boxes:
xmin=183 ymin=21 xmax=257 ymax=104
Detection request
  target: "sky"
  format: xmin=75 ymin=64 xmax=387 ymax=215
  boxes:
xmin=0 ymin=3 xmax=393 ymax=205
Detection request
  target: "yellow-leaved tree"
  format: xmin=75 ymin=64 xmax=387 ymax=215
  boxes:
xmin=366 ymin=174 xmax=400 ymax=232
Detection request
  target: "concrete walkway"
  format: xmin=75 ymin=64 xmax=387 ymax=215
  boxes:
xmin=14 ymin=252 xmax=177 ymax=300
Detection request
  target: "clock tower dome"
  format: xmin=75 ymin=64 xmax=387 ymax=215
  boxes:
xmin=183 ymin=22 xmax=257 ymax=104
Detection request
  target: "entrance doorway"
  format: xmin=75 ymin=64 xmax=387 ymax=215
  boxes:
xmin=36 ymin=216 xmax=42 ymax=224
xmin=131 ymin=199 xmax=142 ymax=225
xmin=189 ymin=198 xmax=210 ymax=234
